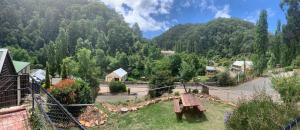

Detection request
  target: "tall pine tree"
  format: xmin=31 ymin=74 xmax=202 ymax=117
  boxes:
xmin=253 ymin=10 xmax=268 ymax=75
xmin=280 ymin=0 xmax=300 ymax=64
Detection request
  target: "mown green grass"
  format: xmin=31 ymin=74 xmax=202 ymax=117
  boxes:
xmin=92 ymin=99 xmax=232 ymax=130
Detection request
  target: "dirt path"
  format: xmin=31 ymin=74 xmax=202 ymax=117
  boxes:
xmin=98 ymin=77 xmax=281 ymax=103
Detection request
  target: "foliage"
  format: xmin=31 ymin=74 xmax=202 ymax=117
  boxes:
xmin=292 ymin=55 xmax=300 ymax=67
xmin=272 ymin=76 xmax=300 ymax=103
xmin=154 ymin=18 xmax=255 ymax=57
xmin=61 ymin=63 xmax=67 ymax=79
xmin=174 ymin=91 xmax=180 ymax=96
xmin=76 ymin=48 xmax=99 ymax=87
xmin=253 ymin=10 xmax=268 ymax=76
xmin=216 ymin=71 xmax=235 ymax=86
xmin=149 ymin=59 xmax=175 ymax=98
xmin=6 ymin=46 xmax=33 ymax=63
xmin=192 ymin=89 xmax=199 ymax=94
xmin=109 ymin=81 xmax=127 ymax=93
xmin=45 ymin=64 xmax=50 ymax=89
xmin=30 ymin=110 xmax=45 ymax=130
xmin=179 ymin=61 xmax=196 ymax=82
xmin=280 ymin=0 xmax=300 ymax=65
xmin=50 ymin=79 xmax=92 ymax=104
xmin=226 ymin=93 xmax=298 ymax=130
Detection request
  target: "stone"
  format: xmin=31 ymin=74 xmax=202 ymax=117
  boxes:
xmin=131 ymin=107 xmax=138 ymax=111
xmin=120 ymin=107 xmax=129 ymax=113
xmin=100 ymin=121 xmax=105 ymax=125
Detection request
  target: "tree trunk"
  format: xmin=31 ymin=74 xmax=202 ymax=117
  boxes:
xmin=181 ymin=81 xmax=187 ymax=93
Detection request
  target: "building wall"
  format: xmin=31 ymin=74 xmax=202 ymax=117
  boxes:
xmin=105 ymin=72 xmax=127 ymax=82
xmin=0 ymin=55 xmax=18 ymax=108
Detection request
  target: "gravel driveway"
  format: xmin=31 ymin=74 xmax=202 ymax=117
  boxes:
xmin=97 ymin=77 xmax=281 ymax=103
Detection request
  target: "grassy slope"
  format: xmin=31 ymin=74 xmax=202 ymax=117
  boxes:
xmin=94 ymin=99 xmax=232 ymax=130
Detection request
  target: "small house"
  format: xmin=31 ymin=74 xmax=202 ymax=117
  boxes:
xmin=105 ymin=68 xmax=128 ymax=82
xmin=206 ymin=66 xmax=217 ymax=76
xmin=231 ymin=61 xmax=253 ymax=73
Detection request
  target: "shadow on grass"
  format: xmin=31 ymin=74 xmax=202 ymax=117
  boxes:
xmin=177 ymin=110 xmax=208 ymax=123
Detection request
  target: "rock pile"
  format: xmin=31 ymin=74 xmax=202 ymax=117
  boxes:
xmin=79 ymin=106 xmax=108 ymax=127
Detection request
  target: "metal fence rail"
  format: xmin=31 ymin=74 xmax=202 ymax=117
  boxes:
xmin=282 ymin=116 xmax=300 ymax=130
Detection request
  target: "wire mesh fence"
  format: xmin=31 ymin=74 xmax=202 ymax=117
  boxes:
xmin=0 ymin=75 xmax=87 ymax=130
xmin=31 ymin=79 xmax=87 ymax=130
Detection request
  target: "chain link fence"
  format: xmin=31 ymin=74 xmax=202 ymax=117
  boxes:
xmin=0 ymin=75 xmax=87 ymax=130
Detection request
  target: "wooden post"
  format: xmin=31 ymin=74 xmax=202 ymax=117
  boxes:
xmin=17 ymin=75 xmax=21 ymax=105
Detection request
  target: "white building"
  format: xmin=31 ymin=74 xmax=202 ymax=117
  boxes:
xmin=231 ymin=61 xmax=253 ymax=72
xmin=105 ymin=68 xmax=128 ymax=82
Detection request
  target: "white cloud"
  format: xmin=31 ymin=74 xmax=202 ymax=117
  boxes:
xmin=214 ymin=5 xmax=231 ymax=18
xmin=243 ymin=10 xmax=260 ymax=23
xmin=181 ymin=0 xmax=231 ymax=18
xmin=100 ymin=0 xmax=174 ymax=31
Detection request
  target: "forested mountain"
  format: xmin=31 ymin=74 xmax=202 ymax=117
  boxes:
xmin=154 ymin=18 xmax=256 ymax=57
xmin=0 ymin=0 xmax=142 ymax=65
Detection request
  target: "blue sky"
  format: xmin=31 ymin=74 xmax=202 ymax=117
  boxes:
xmin=100 ymin=0 xmax=286 ymax=39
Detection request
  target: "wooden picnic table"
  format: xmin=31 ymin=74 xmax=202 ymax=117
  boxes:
xmin=173 ymin=94 xmax=205 ymax=120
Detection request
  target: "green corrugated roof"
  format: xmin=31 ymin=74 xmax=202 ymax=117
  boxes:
xmin=13 ymin=60 xmax=30 ymax=73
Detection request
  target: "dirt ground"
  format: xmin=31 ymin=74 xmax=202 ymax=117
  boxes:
xmin=98 ymin=77 xmax=281 ymax=104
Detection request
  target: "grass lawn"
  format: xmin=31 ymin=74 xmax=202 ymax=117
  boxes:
xmin=92 ymin=99 xmax=233 ymax=130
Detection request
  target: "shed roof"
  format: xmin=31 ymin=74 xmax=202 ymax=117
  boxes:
xmin=206 ymin=66 xmax=216 ymax=71
xmin=0 ymin=49 xmax=17 ymax=74
xmin=113 ymin=68 xmax=127 ymax=77
xmin=233 ymin=61 xmax=253 ymax=67
xmin=30 ymin=69 xmax=46 ymax=82
xmin=0 ymin=49 xmax=8 ymax=73
xmin=13 ymin=61 xmax=30 ymax=73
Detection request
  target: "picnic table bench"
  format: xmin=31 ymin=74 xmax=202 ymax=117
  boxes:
xmin=173 ymin=94 xmax=205 ymax=120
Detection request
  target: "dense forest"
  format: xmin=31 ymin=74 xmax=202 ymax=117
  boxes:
xmin=0 ymin=0 xmax=165 ymax=87
xmin=0 ymin=0 xmax=299 ymax=85
xmin=154 ymin=18 xmax=256 ymax=57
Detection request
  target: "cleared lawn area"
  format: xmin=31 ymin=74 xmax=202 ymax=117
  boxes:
xmin=93 ymin=99 xmax=233 ymax=130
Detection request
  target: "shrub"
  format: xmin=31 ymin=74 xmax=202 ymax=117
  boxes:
xmin=292 ymin=55 xmax=300 ymax=68
xmin=192 ymin=89 xmax=199 ymax=94
xmin=201 ymin=86 xmax=209 ymax=95
xmin=127 ymin=88 xmax=130 ymax=95
xmin=272 ymin=76 xmax=300 ymax=103
xmin=49 ymin=79 xmax=92 ymax=118
xmin=109 ymin=81 xmax=126 ymax=93
xmin=50 ymin=79 xmax=92 ymax=104
xmin=174 ymin=91 xmax=180 ymax=96
xmin=226 ymin=93 xmax=298 ymax=130
xmin=284 ymin=66 xmax=295 ymax=72
xmin=188 ymin=88 xmax=191 ymax=93
xmin=216 ymin=71 xmax=235 ymax=86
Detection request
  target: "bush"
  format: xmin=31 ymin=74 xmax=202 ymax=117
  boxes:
xmin=50 ymin=79 xmax=92 ymax=104
xmin=127 ymin=88 xmax=130 ymax=95
xmin=109 ymin=81 xmax=126 ymax=93
xmin=292 ymin=55 xmax=300 ymax=68
xmin=272 ymin=76 xmax=300 ymax=103
xmin=284 ymin=66 xmax=295 ymax=72
xmin=174 ymin=91 xmax=180 ymax=96
xmin=216 ymin=71 xmax=235 ymax=86
xmin=226 ymin=93 xmax=298 ymax=130
xmin=192 ymin=89 xmax=199 ymax=94
xmin=49 ymin=79 xmax=92 ymax=118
